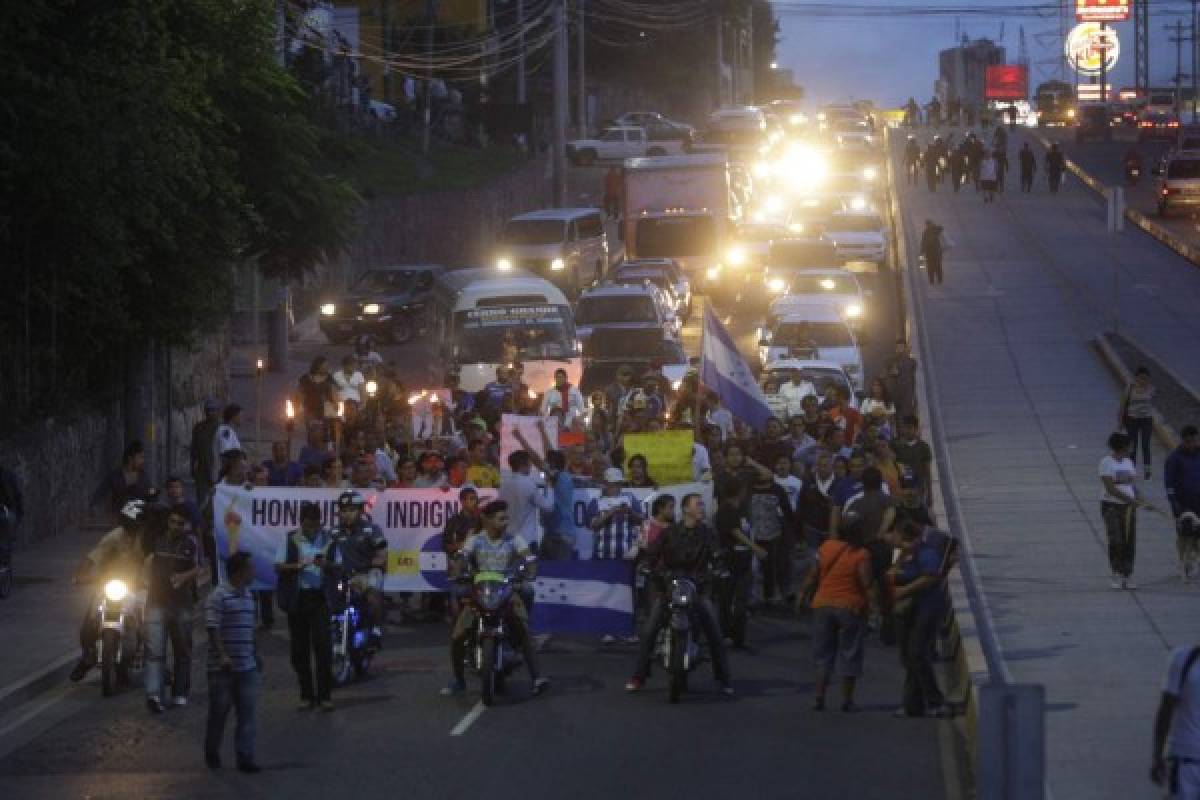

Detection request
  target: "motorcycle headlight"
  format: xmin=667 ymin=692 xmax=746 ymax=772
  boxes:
xmin=726 ymin=247 xmax=747 ymax=267
xmin=104 ymin=579 xmax=129 ymax=603
xmin=862 ymin=167 xmax=877 ymax=182
xmin=706 ymin=266 xmax=721 ymax=280
xmin=320 ymin=303 xmax=336 ymax=316
xmin=362 ymin=303 xmax=381 ymax=315
xmin=550 ymin=257 xmax=566 ymax=271
xmin=496 ymin=257 xmax=514 ymax=272
xmin=768 ymin=277 xmax=787 ymax=293
xmin=844 ymin=303 xmax=863 ymax=318
xmin=477 ymin=584 xmax=503 ymax=611
xmin=849 ymin=195 xmax=867 ymax=211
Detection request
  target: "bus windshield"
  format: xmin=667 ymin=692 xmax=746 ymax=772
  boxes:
xmin=453 ymin=305 xmax=575 ymax=363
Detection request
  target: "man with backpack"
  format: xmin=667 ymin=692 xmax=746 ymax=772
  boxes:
xmin=1152 ymin=645 xmax=1200 ymax=798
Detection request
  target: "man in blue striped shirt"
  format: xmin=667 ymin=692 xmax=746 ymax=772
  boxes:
xmin=204 ymin=552 xmax=261 ymax=773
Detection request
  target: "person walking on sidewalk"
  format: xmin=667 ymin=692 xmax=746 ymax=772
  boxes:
xmin=144 ymin=505 xmax=201 ymax=713
xmin=204 ymin=551 xmax=262 ymax=773
xmin=890 ymin=520 xmax=953 ymax=719
xmin=994 ymin=144 xmax=1009 ymax=193
xmin=979 ymin=152 xmax=998 ymax=203
xmin=275 ymin=502 xmax=335 ymax=711
xmin=1100 ymin=431 xmax=1148 ymax=590
xmin=1018 ymin=143 xmax=1037 ymax=193
xmin=920 ymin=220 xmax=946 ymax=286
xmin=1166 ymin=426 xmax=1200 ymax=582
xmin=1151 ymin=644 xmax=1200 ymax=798
xmin=1120 ymin=366 xmax=1157 ymax=479
xmin=1046 ymin=143 xmax=1066 ymax=194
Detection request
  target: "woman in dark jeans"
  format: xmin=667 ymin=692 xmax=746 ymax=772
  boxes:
xmin=1120 ymin=366 xmax=1156 ymax=479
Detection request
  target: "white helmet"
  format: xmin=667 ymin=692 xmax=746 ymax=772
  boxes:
xmin=119 ymin=499 xmax=146 ymax=525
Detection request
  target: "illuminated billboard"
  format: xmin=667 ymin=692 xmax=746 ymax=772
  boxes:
xmin=1066 ymin=22 xmax=1119 ymax=76
xmin=985 ymin=65 xmax=1029 ymax=100
xmin=1076 ymin=0 xmax=1130 ymax=23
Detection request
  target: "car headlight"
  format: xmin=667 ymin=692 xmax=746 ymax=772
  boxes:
xmin=104 ymin=579 xmax=129 ymax=603
xmin=550 ymin=257 xmax=566 ymax=271
xmin=320 ymin=303 xmax=336 ymax=316
xmin=706 ymin=266 xmax=721 ymax=280
xmin=817 ymin=112 xmax=827 ymax=121
xmin=753 ymin=160 xmax=771 ymax=178
xmin=844 ymin=303 xmax=863 ymax=318
xmin=725 ymin=247 xmax=747 ymax=267
xmin=863 ymin=167 xmax=877 ymax=181
xmin=864 ymin=135 xmax=873 ymax=144
xmin=1067 ymin=108 xmax=1076 ymax=118
xmin=768 ymin=278 xmax=787 ymax=293
xmin=789 ymin=114 xmax=804 ymax=125
xmin=496 ymin=257 xmax=513 ymax=271
xmin=362 ymin=303 xmax=381 ymax=315
xmin=849 ymin=195 xmax=867 ymax=211
xmin=764 ymin=195 xmax=784 ymax=213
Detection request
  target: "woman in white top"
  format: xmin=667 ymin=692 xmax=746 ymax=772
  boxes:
xmin=332 ymin=355 xmax=365 ymax=405
xmin=979 ymin=152 xmax=999 ymax=203
xmin=1119 ymin=366 xmax=1157 ymax=479
xmin=1099 ymin=431 xmax=1146 ymax=590
xmin=859 ymin=379 xmax=896 ymax=427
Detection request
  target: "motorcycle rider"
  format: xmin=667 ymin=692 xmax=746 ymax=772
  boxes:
xmin=69 ymin=499 xmax=148 ymax=682
xmin=1122 ymin=146 xmax=1143 ymax=184
xmin=625 ymin=493 xmax=733 ymax=695
xmin=327 ymin=491 xmax=387 ymax=650
xmin=441 ymin=500 xmax=548 ymax=697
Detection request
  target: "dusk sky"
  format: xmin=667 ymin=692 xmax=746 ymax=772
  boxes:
xmin=772 ymin=1 xmax=1194 ymax=107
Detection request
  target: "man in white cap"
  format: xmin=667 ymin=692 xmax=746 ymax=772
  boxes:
xmin=586 ymin=467 xmax=644 ymax=644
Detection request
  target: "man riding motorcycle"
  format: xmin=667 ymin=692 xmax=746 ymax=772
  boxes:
xmin=441 ymin=500 xmax=548 ymax=696
xmin=70 ymin=499 xmax=147 ymax=682
xmin=328 ymin=491 xmax=387 ymax=649
xmin=1122 ymin=147 xmax=1143 ymax=184
xmin=625 ymin=493 xmax=733 ymax=695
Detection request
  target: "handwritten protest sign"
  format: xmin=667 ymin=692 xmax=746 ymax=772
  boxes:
xmin=621 ymin=430 xmax=694 ymax=486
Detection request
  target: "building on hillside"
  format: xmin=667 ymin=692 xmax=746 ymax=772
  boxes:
xmin=938 ymin=36 xmax=1006 ymax=110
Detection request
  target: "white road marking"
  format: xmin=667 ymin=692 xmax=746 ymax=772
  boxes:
xmin=449 ymin=701 xmax=486 ymax=736
xmin=0 ymin=686 xmax=72 ymax=740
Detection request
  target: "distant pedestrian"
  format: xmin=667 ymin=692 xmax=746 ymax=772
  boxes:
xmin=1046 ymin=143 xmax=1066 ymax=194
xmin=297 ymin=357 xmax=335 ymax=424
xmin=994 ymin=146 xmax=1008 ymax=192
xmin=1119 ymin=366 xmax=1157 ymax=478
xmin=1006 ymin=104 xmax=1018 ymax=128
xmin=0 ymin=465 xmax=24 ymax=575
xmin=603 ymin=165 xmax=622 ymax=218
xmin=1165 ymin=426 xmax=1200 ymax=581
xmin=885 ymin=340 xmax=919 ymax=422
xmin=1151 ymin=644 xmax=1200 ymax=797
xmin=979 ymin=153 xmax=998 ymax=203
xmin=1100 ymin=431 xmax=1146 ymax=590
xmin=949 ymin=149 xmax=966 ymax=193
xmin=191 ymin=398 xmax=221 ymax=502
xmin=919 ymin=220 xmax=946 ymax=286
xmin=1018 ymin=143 xmax=1037 ymax=192
xmin=204 ymin=551 xmax=261 ymax=773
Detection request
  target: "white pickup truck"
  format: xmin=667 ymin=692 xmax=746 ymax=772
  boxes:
xmin=567 ymin=126 xmax=682 ymax=166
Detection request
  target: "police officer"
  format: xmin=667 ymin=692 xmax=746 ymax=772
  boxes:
xmin=275 ymin=501 xmax=335 ymax=711
xmin=329 ymin=491 xmax=388 ymax=649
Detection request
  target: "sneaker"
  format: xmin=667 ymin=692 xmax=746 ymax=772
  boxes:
xmin=1110 ymin=574 xmax=1123 ymax=590
xmin=927 ymin=704 xmax=953 ymax=718
xmin=439 ymin=680 xmax=467 ymax=697
xmin=319 ymin=701 xmax=335 ymax=712
xmin=532 ymin=677 xmax=550 ymax=695
xmin=146 ymin=697 xmax=165 ymax=714
xmin=172 ymin=696 xmax=188 ymax=707
xmin=534 ymin=633 xmax=552 ymax=652
xmin=719 ymin=683 xmax=735 ymax=696
xmin=297 ymin=700 xmax=314 ymax=711
xmin=624 ymin=677 xmax=644 ymax=692
xmin=600 ymin=634 xmax=617 ymax=645
xmin=236 ymin=761 xmax=262 ymax=774
xmin=893 ymin=707 xmax=922 ymax=718
xmin=69 ymin=657 xmax=95 ymax=683
xmin=1124 ymin=578 xmax=1138 ymax=590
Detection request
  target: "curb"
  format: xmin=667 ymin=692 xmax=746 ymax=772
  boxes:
xmin=0 ymin=652 xmax=77 ymax=723
xmin=1093 ymin=333 xmax=1186 ymax=450
xmin=1031 ymin=133 xmax=1200 ymax=270
xmin=885 ymin=128 xmax=991 ymax=787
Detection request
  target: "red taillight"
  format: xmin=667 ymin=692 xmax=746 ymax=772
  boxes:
xmin=1140 ymin=121 xmax=1153 ymax=128
xmin=1165 ymin=188 xmax=1180 ymax=195
xmin=1170 ymin=121 xmax=1181 ymax=128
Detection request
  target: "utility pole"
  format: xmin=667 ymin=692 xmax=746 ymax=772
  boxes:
xmin=1167 ymin=19 xmax=1190 ymax=114
xmin=1136 ymin=0 xmax=1150 ymax=99
xmin=517 ymin=0 xmax=527 ymax=104
xmin=423 ymin=0 xmax=436 ymax=154
xmin=553 ymin=0 xmax=568 ymax=205
xmin=380 ymin=0 xmax=392 ymax=104
xmin=577 ymin=0 xmax=587 ymax=137
xmin=715 ymin=8 xmax=724 ymax=107
xmin=1193 ymin=0 xmax=1199 ymax=121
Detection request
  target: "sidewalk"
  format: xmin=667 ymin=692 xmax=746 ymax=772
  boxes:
xmin=896 ymin=131 xmax=1200 ymax=800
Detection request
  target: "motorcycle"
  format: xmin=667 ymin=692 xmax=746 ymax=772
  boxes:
xmin=94 ymin=578 xmax=144 ymax=696
xmin=329 ymin=574 xmax=376 ymax=686
xmin=457 ymin=558 xmax=535 ymax=706
xmin=647 ymin=560 xmax=727 ymax=704
xmin=1124 ymin=163 xmax=1141 ymax=186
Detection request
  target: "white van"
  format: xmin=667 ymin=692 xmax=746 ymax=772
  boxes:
xmin=432 ymin=268 xmax=582 ymax=394
xmin=494 ymin=208 xmax=609 ymax=298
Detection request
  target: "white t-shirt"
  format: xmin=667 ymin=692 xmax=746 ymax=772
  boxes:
xmin=333 ymin=369 xmax=365 ymax=404
xmin=1099 ymin=455 xmax=1137 ymax=503
xmin=775 ymin=474 xmax=803 ymax=512
xmin=708 ymin=408 xmax=734 ymax=442
xmin=1165 ymin=646 xmax=1200 ymax=758
xmin=692 ymin=443 xmax=712 ymax=481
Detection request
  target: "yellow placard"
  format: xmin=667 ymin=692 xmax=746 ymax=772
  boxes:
xmin=388 ymin=550 xmax=420 ymax=576
xmin=622 ymin=431 xmax=694 ymax=487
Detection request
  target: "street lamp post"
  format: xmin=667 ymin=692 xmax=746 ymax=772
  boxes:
xmin=255 ymin=358 xmax=264 ymax=463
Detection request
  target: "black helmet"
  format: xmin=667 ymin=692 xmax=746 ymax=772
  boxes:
xmin=337 ymin=491 xmax=365 ymax=510
xmin=299 ymin=501 xmax=322 ymax=522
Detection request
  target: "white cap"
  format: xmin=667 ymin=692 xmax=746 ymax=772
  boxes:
xmin=602 ymin=467 xmax=624 ymax=483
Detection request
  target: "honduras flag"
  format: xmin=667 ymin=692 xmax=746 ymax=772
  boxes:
xmin=529 ymin=560 xmax=634 ymax=635
xmin=700 ymin=305 xmax=774 ymax=432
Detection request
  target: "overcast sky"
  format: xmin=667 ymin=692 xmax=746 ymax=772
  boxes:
xmin=773 ymin=1 xmax=1194 ymax=107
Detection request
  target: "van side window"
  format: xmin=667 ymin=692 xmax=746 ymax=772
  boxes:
xmin=577 ymin=215 xmax=604 ymax=239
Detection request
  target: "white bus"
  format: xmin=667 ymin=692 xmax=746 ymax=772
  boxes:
xmin=431 ymin=268 xmax=582 ymax=395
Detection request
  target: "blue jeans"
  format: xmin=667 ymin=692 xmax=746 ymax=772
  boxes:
xmin=144 ymin=604 xmax=193 ymax=700
xmin=205 ymin=669 xmax=258 ymax=764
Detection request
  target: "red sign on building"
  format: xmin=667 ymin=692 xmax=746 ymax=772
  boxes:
xmin=985 ymin=65 xmax=1029 ymax=101
xmin=1076 ymin=0 xmax=1131 ymax=23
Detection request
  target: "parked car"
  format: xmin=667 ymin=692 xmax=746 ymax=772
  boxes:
xmin=567 ymin=126 xmax=678 ymax=165
xmin=319 ymin=265 xmax=444 ymax=344
xmin=1154 ymin=151 xmax=1200 ymax=216
xmin=495 ymin=208 xmax=609 ymax=297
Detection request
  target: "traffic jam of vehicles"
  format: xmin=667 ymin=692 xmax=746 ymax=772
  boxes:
xmin=318 ymin=101 xmax=887 ymax=409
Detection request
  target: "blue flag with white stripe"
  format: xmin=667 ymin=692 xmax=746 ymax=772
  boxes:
xmin=529 ymin=560 xmax=634 ymax=635
xmin=700 ymin=305 xmax=774 ymax=432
